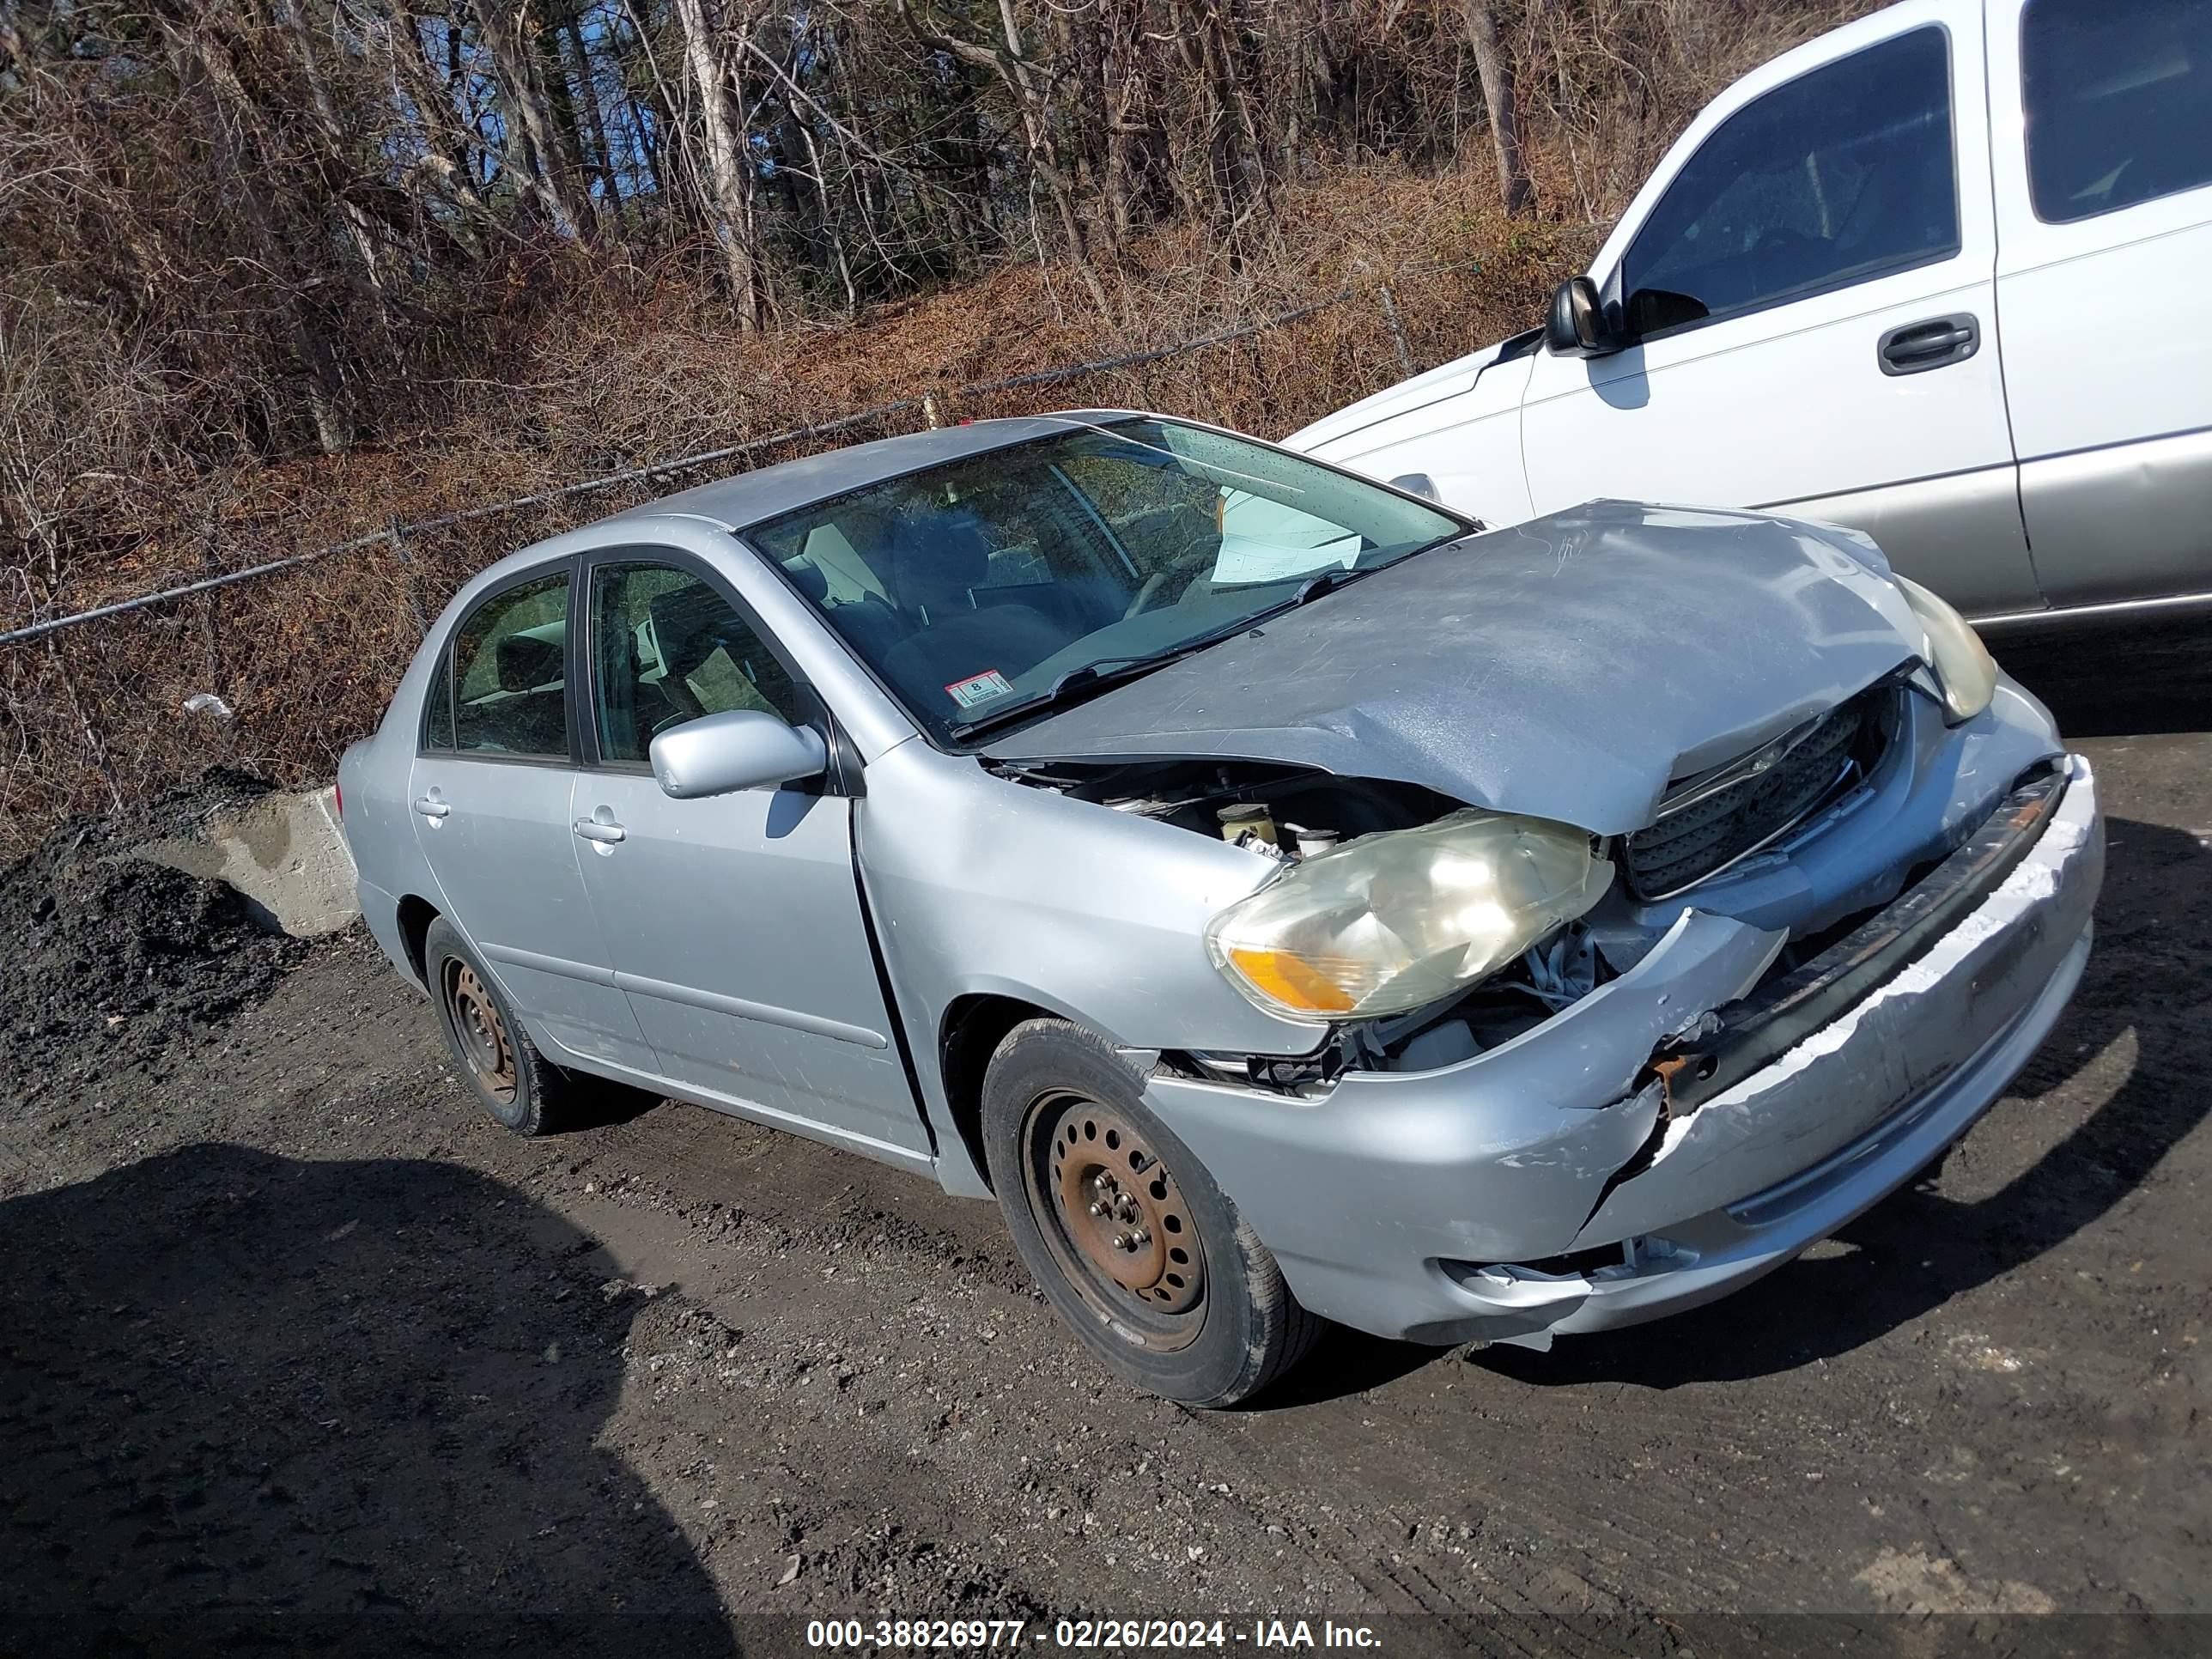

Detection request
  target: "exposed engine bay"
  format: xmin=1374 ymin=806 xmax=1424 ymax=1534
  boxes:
xmin=988 ymin=754 xmax=1623 ymax=1082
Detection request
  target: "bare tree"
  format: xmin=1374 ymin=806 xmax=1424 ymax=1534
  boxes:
xmin=469 ymin=0 xmax=592 ymax=235
xmin=1462 ymin=0 xmax=1532 ymax=215
xmin=896 ymin=0 xmax=1114 ymax=316
xmin=670 ymin=0 xmax=767 ymax=326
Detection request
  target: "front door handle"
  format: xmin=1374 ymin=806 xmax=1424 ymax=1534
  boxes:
xmin=573 ymin=817 xmax=626 ymax=845
xmin=413 ymin=795 xmax=450 ymax=819
xmin=1879 ymin=313 xmax=1979 ymax=375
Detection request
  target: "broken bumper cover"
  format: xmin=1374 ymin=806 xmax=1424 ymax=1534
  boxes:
xmin=1146 ymin=755 xmax=2102 ymax=1347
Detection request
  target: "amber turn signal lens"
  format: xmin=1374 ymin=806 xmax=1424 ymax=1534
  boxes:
xmin=1224 ymin=948 xmax=1358 ymax=1015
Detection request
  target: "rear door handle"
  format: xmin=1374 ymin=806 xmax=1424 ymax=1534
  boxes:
xmin=1879 ymin=313 xmax=1978 ymax=375
xmin=413 ymin=795 xmax=450 ymax=819
xmin=573 ymin=817 xmax=626 ymax=845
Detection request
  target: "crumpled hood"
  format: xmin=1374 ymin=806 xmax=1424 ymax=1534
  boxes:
xmin=986 ymin=501 xmax=1928 ymax=836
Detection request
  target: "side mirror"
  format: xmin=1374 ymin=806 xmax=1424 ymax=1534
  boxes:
xmin=1544 ymin=276 xmax=1618 ymax=358
xmin=650 ymin=709 xmax=827 ymax=800
xmin=1388 ymin=472 xmax=1443 ymax=503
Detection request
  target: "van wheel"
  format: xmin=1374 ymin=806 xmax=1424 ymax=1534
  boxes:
xmin=981 ymin=1018 xmax=1320 ymax=1407
xmin=424 ymin=916 xmax=575 ymax=1137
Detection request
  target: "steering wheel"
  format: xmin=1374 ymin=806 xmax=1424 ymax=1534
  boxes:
xmin=1122 ymin=548 xmax=1214 ymax=620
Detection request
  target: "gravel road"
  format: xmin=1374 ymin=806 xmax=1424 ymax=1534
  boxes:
xmin=3 ymin=626 xmax=2207 ymax=1657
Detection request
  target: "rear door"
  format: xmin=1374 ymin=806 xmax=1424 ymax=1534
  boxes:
xmin=568 ymin=550 xmax=926 ymax=1163
xmin=408 ymin=562 xmax=653 ymax=1072
xmin=1519 ymin=3 xmax=2043 ymax=616
xmin=1986 ymin=0 xmax=2212 ymax=610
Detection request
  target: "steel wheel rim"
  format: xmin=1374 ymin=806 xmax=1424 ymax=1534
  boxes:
xmin=445 ymin=960 xmax=517 ymax=1104
xmin=1022 ymin=1089 xmax=1206 ymax=1350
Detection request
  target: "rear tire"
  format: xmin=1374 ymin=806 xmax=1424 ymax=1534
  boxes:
xmin=424 ymin=916 xmax=576 ymax=1137
xmin=981 ymin=1018 xmax=1320 ymax=1407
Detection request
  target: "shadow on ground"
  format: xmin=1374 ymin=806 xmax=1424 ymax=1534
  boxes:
xmin=1996 ymin=616 xmax=2212 ymax=738
xmin=0 ymin=1145 xmax=738 ymax=1656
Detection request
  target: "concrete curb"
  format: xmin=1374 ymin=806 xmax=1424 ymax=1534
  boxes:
xmin=137 ymin=786 xmax=361 ymax=939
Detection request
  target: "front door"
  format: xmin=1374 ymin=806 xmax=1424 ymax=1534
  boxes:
xmin=408 ymin=562 xmax=653 ymax=1072
xmin=570 ymin=553 xmax=925 ymax=1162
xmin=1519 ymin=7 xmax=2042 ymax=617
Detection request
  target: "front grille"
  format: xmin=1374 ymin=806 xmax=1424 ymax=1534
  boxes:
xmin=1623 ymin=690 xmax=1886 ymax=901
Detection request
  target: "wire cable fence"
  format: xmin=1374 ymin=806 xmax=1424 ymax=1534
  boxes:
xmin=0 ymin=264 xmax=1498 ymax=858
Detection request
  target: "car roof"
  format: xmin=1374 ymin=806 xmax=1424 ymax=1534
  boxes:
xmin=605 ymin=410 xmax=1139 ymax=534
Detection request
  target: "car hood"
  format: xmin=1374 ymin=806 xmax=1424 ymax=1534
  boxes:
xmin=985 ymin=501 xmax=1926 ymax=836
xmin=1283 ymin=336 xmax=1519 ymax=456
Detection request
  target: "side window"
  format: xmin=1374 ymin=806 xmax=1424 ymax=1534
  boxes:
xmin=1619 ymin=27 xmax=1957 ymax=338
xmin=450 ymin=570 xmax=571 ymax=759
xmin=2022 ymin=0 xmax=2210 ymax=223
xmin=591 ymin=562 xmax=802 ymax=765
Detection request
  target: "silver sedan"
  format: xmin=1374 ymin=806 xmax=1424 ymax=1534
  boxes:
xmin=340 ymin=410 xmax=2102 ymax=1405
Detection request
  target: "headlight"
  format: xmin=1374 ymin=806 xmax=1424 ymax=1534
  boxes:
xmin=1894 ymin=574 xmax=1996 ymax=723
xmin=1205 ymin=811 xmax=1613 ymax=1021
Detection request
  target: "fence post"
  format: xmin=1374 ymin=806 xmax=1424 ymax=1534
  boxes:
xmin=386 ymin=520 xmax=429 ymax=634
xmin=1374 ymin=282 xmax=1417 ymax=379
xmin=198 ymin=526 xmax=222 ymax=693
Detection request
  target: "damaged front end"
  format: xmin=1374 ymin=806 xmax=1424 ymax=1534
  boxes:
xmin=1094 ymin=730 xmax=2102 ymax=1352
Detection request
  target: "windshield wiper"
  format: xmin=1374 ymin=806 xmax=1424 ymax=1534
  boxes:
xmin=950 ymin=564 xmax=1396 ymax=742
xmin=1290 ymin=566 xmax=1355 ymax=605
xmin=951 ymin=623 xmax=1259 ymax=741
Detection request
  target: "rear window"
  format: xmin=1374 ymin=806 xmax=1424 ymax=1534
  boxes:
xmin=2021 ymin=0 xmax=2212 ymax=223
xmin=447 ymin=571 xmax=571 ymax=759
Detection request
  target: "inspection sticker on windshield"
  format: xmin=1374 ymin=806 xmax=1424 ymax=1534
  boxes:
xmin=945 ymin=668 xmax=1015 ymax=708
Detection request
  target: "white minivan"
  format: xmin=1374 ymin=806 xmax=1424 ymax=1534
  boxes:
xmin=1287 ymin=0 xmax=2212 ymax=629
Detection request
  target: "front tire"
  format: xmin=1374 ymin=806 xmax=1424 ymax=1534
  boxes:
xmin=981 ymin=1018 xmax=1320 ymax=1407
xmin=424 ymin=916 xmax=576 ymax=1137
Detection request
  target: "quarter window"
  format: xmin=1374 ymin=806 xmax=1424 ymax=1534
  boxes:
xmin=1618 ymin=27 xmax=1958 ymax=339
xmin=421 ymin=644 xmax=454 ymax=750
xmin=590 ymin=562 xmax=801 ymax=765
xmin=2021 ymin=0 xmax=2210 ymax=224
xmin=449 ymin=570 xmax=572 ymax=759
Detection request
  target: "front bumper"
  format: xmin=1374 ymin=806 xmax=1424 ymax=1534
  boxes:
xmin=1146 ymin=755 xmax=2103 ymax=1347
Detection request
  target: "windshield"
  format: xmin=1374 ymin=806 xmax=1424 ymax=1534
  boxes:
xmin=745 ymin=416 xmax=1466 ymax=742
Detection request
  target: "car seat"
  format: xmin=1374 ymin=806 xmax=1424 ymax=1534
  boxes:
xmin=877 ymin=510 xmax=1066 ymax=709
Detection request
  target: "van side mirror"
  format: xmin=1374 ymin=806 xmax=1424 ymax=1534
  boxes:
xmin=650 ymin=709 xmax=827 ymax=799
xmin=1545 ymin=276 xmax=1619 ymax=358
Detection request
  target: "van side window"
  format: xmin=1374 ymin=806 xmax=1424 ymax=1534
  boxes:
xmin=2021 ymin=0 xmax=2210 ymax=224
xmin=1618 ymin=27 xmax=1958 ymax=339
xmin=450 ymin=571 xmax=572 ymax=759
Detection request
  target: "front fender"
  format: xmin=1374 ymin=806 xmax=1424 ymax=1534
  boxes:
xmin=853 ymin=744 xmax=1328 ymax=1194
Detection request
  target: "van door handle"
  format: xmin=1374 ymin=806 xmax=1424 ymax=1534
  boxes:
xmin=1879 ymin=313 xmax=1978 ymax=375
xmin=573 ymin=817 xmax=626 ymax=844
xmin=413 ymin=795 xmax=450 ymax=819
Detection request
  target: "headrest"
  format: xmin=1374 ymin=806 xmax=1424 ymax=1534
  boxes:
xmin=495 ymin=630 xmax=563 ymax=693
xmin=885 ymin=509 xmax=993 ymax=612
xmin=648 ymin=585 xmax=734 ymax=680
xmin=785 ymin=558 xmax=830 ymax=605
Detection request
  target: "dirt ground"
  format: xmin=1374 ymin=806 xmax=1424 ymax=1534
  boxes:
xmin=2 ymin=623 xmax=2208 ymax=1657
